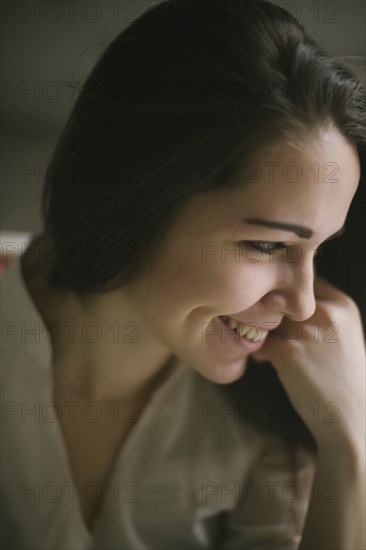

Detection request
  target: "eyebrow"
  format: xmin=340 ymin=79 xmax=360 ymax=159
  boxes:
xmin=242 ymin=218 xmax=346 ymax=240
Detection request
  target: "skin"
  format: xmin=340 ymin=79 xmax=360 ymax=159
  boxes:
xmin=25 ymin=124 xmax=361 ymax=401
xmin=24 ymin=124 xmax=365 ymax=546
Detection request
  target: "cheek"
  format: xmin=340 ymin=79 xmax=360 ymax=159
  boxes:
xmin=144 ymin=239 xmax=274 ymax=317
xmin=147 ymin=252 xmax=212 ymax=313
xmin=157 ymin=256 xmax=271 ymax=315
xmin=212 ymin=261 xmax=272 ymax=311
xmin=141 ymin=245 xmax=204 ymax=316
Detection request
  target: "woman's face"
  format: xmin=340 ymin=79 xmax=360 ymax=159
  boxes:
xmin=132 ymin=127 xmax=360 ymax=384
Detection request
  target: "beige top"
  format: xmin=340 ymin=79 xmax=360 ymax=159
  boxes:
xmin=1 ymin=252 xmax=316 ymax=549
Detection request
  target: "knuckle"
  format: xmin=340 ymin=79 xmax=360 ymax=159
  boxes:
xmin=337 ymin=292 xmax=358 ymax=314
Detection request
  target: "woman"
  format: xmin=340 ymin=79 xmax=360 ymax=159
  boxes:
xmin=2 ymin=0 xmax=365 ymax=548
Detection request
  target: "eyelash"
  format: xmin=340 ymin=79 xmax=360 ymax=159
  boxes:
xmin=243 ymin=241 xmax=330 ymax=257
xmin=245 ymin=241 xmax=287 ymax=254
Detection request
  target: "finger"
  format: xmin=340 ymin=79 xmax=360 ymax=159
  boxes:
xmin=313 ymin=274 xmax=341 ymax=300
xmin=314 ymin=274 xmax=355 ymax=308
xmin=250 ymin=326 xmax=295 ymax=366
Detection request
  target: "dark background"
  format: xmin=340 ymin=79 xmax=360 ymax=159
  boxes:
xmin=1 ymin=0 xmax=365 ymax=330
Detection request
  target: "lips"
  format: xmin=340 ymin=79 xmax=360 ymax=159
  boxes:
xmin=219 ymin=315 xmax=281 ymax=332
xmin=216 ymin=316 xmax=269 ymax=351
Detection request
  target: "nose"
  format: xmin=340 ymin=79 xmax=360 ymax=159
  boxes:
xmin=262 ymin=256 xmax=317 ymax=322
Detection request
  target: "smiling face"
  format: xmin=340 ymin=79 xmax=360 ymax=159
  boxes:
xmin=130 ymin=126 xmax=361 ymax=384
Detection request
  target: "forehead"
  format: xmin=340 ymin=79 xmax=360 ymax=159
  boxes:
xmin=182 ymin=128 xmax=361 ymax=235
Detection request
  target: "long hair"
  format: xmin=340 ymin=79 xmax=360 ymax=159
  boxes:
xmin=39 ymin=0 xmax=365 ymax=457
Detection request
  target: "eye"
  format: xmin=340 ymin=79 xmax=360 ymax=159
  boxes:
xmin=244 ymin=241 xmax=287 ymax=254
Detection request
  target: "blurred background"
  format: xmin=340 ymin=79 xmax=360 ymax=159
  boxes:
xmin=1 ymin=0 xmax=365 ymax=233
xmin=1 ymin=0 xmax=365 ymax=316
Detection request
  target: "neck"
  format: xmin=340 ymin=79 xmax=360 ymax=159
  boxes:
xmin=21 ymin=235 xmax=175 ymax=402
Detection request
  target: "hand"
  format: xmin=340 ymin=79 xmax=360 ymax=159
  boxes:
xmin=251 ymin=274 xmax=366 ymax=453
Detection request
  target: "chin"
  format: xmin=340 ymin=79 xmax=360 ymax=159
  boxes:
xmin=198 ymin=356 xmax=249 ymax=385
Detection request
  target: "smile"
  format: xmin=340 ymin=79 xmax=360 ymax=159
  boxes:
xmin=219 ymin=315 xmax=268 ymax=342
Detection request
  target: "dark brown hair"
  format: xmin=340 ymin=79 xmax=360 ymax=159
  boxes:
xmin=41 ymin=0 xmax=365 ymax=299
xmin=40 ymin=0 xmax=365 ymax=458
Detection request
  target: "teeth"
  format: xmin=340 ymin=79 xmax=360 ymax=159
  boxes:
xmin=227 ymin=317 xmax=237 ymax=329
xmin=221 ymin=316 xmax=268 ymax=342
xmin=238 ymin=324 xmax=249 ymax=337
xmin=246 ymin=327 xmax=258 ymax=340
